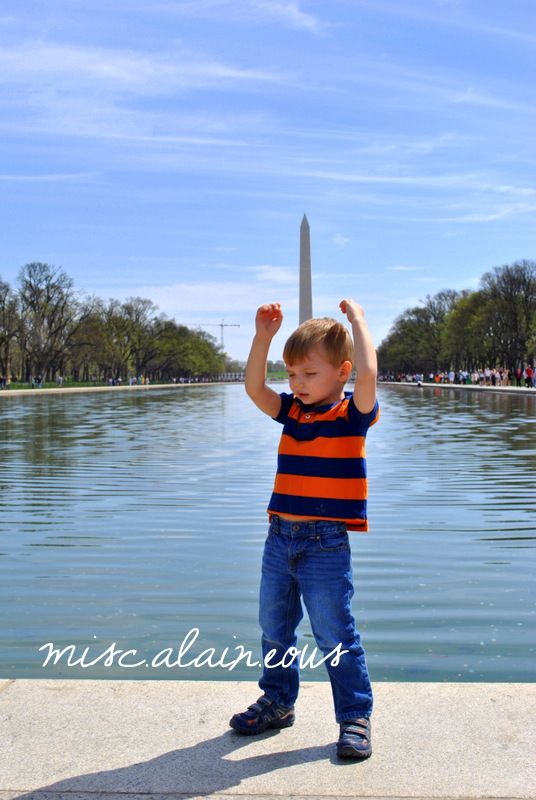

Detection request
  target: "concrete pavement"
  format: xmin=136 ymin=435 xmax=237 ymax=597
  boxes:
xmin=1 ymin=679 xmax=535 ymax=800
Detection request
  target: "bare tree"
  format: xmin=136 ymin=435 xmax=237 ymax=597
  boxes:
xmin=480 ymin=260 xmax=536 ymax=368
xmin=121 ymin=297 xmax=161 ymax=375
xmin=17 ymin=262 xmax=85 ymax=381
xmin=0 ymin=278 xmax=20 ymax=380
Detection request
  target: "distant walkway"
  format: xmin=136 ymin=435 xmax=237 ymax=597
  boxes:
xmin=0 ymin=381 xmax=243 ymax=398
xmin=381 ymin=380 xmax=536 ymax=396
xmin=1 ymin=678 xmax=534 ymax=799
xmin=3 ymin=380 xmax=534 ymax=400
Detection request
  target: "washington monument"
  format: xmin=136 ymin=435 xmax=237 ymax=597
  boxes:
xmin=299 ymin=214 xmax=313 ymax=324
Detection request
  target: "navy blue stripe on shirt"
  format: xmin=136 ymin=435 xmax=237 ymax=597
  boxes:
xmin=281 ymin=419 xmax=362 ymax=440
xmin=277 ymin=454 xmax=366 ymax=480
xmin=269 ymin=493 xmax=367 ymax=521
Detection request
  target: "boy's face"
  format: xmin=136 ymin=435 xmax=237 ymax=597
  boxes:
xmin=285 ymin=346 xmax=351 ymax=407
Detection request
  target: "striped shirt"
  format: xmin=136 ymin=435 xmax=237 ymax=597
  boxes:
xmin=267 ymin=391 xmax=380 ymax=532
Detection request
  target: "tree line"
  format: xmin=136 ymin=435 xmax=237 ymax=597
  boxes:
xmin=0 ymin=263 xmax=227 ymax=383
xmin=3 ymin=258 xmax=534 ymax=385
xmin=377 ymin=260 xmax=536 ymax=375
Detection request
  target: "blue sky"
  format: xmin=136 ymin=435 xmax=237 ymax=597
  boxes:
xmin=1 ymin=0 xmax=534 ymax=361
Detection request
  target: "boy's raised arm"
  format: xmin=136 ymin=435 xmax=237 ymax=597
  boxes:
xmin=340 ymin=298 xmax=377 ymax=415
xmin=245 ymin=303 xmax=283 ymax=418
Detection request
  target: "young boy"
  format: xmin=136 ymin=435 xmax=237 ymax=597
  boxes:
xmin=230 ymin=299 xmax=379 ymax=759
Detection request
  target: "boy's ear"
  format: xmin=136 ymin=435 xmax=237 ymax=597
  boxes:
xmin=339 ymin=360 xmax=353 ymax=380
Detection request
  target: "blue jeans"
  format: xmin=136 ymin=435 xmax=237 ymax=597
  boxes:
xmin=258 ymin=514 xmax=373 ymax=723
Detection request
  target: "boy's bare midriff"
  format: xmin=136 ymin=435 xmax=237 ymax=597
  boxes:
xmin=272 ymin=513 xmax=350 ymax=524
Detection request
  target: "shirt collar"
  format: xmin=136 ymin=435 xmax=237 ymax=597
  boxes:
xmin=294 ymin=390 xmax=351 ymax=414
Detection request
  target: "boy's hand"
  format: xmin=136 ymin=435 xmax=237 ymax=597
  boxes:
xmin=340 ymin=298 xmax=377 ymax=414
xmin=255 ymin=303 xmax=283 ymax=341
xmin=245 ymin=303 xmax=283 ymax=418
xmin=339 ymin=298 xmax=365 ymax=325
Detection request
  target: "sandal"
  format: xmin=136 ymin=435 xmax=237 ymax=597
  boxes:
xmin=337 ymin=717 xmax=372 ymax=759
xmin=229 ymin=694 xmax=295 ymax=735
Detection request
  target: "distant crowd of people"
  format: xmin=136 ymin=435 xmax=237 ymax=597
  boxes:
xmin=380 ymin=366 xmax=534 ymax=388
xmin=0 ymin=372 xmax=246 ymax=389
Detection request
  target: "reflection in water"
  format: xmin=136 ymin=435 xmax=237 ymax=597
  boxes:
xmin=0 ymin=384 xmax=535 ymax=681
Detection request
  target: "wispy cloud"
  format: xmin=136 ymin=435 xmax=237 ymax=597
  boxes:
xmin=348 ymin=0 xmax=536 ymax=45
xmin=0 ymin=41 xmax=281 ymax=93
xmin=252 ymin=1 xmax=321 ymax=32
xmin=419 ymin=203 xmax=536 ymax=223
xmin=448 ymin=86 xmax=531 ymax=113
xmin=332 ymin=234 xmax=350 ymax=249
xmin=291 ymin=169 xmax=484 ymax=189
xmin=323 ymin=201 xmax=536 ymax=225
xmin=0 ymin=172 xmax=96 ymax=182
xmin=130 ymin=280 xmax=263 ymax=314
xmin=336 ymin=56 xmax=535 ymax=116
xmin=0 ymin=39 xmax=281 ymax=142
xmin=118 ymin=261 xmax=301 ymax=315
xmin=388 ymin=265 xmax=420 ymax=272
xmin=252 ymin=265 xmax=297 ymax=284
xmin=349 ymin=131 xmax=473 ymax=156
xmin=139 ymin=0 xmax=322 ymax=32
xmin=106 ymin=277 xmax=300 ymax=322
xmin=286 ymin=169 xmax=535 ymax=205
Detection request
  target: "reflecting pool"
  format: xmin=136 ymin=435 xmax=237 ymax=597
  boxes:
xmin=1 ymin=383 xmax=534 ymax=681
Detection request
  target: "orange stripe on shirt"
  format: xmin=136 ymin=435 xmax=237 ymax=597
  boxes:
xmin=274 ymin=474 xmax=368 ymax=500
xmin=288 ymin=399 xmax=351 ymax=423
xmin=278 ymin=434 xmax=366 ymax=459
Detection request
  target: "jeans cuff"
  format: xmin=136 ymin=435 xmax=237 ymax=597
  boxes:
xmin=337 ymin=711 xmax=372 ymax=723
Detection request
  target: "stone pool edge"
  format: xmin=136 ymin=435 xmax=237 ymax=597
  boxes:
xmin=0 ymin=678 xmax=534 ymax=799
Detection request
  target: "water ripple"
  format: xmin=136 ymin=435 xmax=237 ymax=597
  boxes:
xmin=0 ymin=383 xmax=535 ymax=681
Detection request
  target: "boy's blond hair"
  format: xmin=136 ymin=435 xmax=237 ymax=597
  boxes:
xmin=283 ymin=317 xmax=354 ymax=368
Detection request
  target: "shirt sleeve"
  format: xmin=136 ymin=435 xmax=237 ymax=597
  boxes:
xmin=272 ymin=392 xmax=295 ymax=424
xmin=347 ymin=396 xmax=380 ymax=435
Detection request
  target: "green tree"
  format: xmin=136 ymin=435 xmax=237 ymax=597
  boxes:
xmin=144 ymin=321 xmax=225 ymax=380
xmin=378 ymin=306 xmax=438 ymax=373
xmin=378 ymin=263 xmax=536 ymax=374
xmin=440 ymin=291 xmax=495 ymax=369
xmin=378 ymin=289 xmax=463 ymax=374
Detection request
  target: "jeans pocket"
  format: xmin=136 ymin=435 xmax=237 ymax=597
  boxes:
xmin=318 ymin=528 xmax=350 ymax=552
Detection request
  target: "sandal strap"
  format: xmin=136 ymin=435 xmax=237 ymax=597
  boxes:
xmin=342 ymin=718 xmax=370 ymax=737
xmin=247 ymin=695 xmax=273 ymax=714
